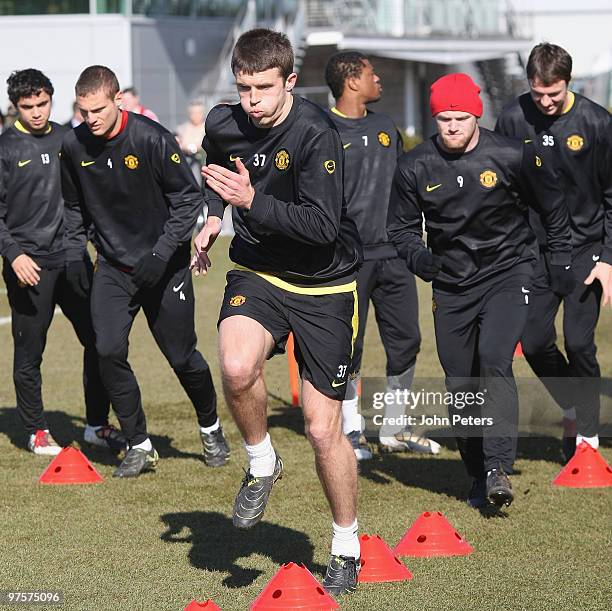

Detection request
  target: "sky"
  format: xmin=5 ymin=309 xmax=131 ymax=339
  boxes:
xmin=510 ymin=0 xmax=612 ymax=76
xmin=512 ymin=0 xmax=612 ymax=11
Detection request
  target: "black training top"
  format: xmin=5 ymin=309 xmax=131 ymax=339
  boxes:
xmin=0 ymin=121 xmax=68 ymax=268
xmin=387 ymin=127 xmax=572 ymax=289
xmin=61 ymin=111 xmax=203 ymax=268
xmin=496 ymin=92 xmax=612 ymax=264
xmin=203 ymin=96 xmax=362 ymax=285
xmin=326 ymin=108 xmax=402 ymax=260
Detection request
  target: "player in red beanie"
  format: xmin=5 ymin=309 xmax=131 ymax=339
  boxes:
xmin=429 ymin=72 xmax=483 ymax=118
xmin=387 ymin=73 xmax=573 ymax=510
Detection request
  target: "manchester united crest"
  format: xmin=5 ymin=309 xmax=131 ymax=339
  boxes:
xmin=124 ymin=154 xmax=139 ymax=170
xmin=566 ymin=134 xmax=584 ymax=151
xmin=377 ymin=131 xmax=391 ymax=147
xmin=275 ymin=149 xmax=290 ymax=170
xmin=229 ymin=295 xmax=246 ymax=307
xmin=479 ymin=169 xmax=497 ymax=188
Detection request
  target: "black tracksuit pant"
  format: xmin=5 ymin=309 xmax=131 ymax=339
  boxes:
xmin=433 ymin=263 xmax=534 ymax=479
xmin=521 ymin=243 xmax=601 ymax=437
xmin=2 ymin=258 xmax=109 ymax=434
xmin=90 ymin=250 xmax=217 ymax=445
xmin=351 ymin=257 xmax=421 ymax=376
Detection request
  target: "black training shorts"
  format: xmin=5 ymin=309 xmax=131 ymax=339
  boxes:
xmin=218 ymin=269 xmax=358 ymax=400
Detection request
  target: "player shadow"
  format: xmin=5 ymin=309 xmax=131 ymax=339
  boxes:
xmin=0 ymin=406 xmax=84 ymax=451
xmin=358 ymin=453 xmax=470 ymax=501
xmin=515 ymin=435 xmax=567 ymax=464
xmin=0 ymin=406 xmax=202 ymax=466
xmin=160 ymin=511 xmax=326 ymax=588
xmin=148 ymin=433 xmax=204 ymax=461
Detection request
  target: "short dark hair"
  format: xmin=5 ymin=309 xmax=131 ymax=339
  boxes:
xmin=231 ymin=28 xmax=294 ymax=80
xmin=324 ymin=51 xmax=369 ymax=99
xmin=121 ymin=87 xmax=138 ymax=96
xmin=527 ymin=43 xmax=572 ymax=85
xmin=7 ymin=69 xmax=54 ymax=106
xmin=75 ymin=65 xmax=120 ymax=99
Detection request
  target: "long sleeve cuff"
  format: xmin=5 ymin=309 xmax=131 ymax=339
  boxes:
xmin=4 ymin=242 xmax=23 ymax=264
xmin=549 ymin=250 xmax=572 ymax=266
xmin=206 ymin=199 xmax=225 ymax=220
xmin=600 ymin=244 xmax=612 ymax=265
xmin=245 ymin=190 xmax=272 ymax=225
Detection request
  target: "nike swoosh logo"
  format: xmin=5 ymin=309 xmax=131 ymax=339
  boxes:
xmin=81 ymin=160 xmax=95 ymax=167
xmin=229 ymin=155 xmax=241 ymax=161
xmin=18 ymin=159 xmax=32 ymax=167
xmin=331 ymin=380 xmax=346 ymax=388
xmin=426 ymin=184 xmax=442 ymax=192
xmin=524 ymin=139 xmax=532 ymax=143
xmin=343 ymin=143 xmax=351 ymax=149
xmin=172 ymin=282 xmax=185 ymax=292
xmin=593 ymin=255 xmax=600 ymax=261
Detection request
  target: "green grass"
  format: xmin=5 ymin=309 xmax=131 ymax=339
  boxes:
xmin=1 ymin=237 xmax=611 ymax=611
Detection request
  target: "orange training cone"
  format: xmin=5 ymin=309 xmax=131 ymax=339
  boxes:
xmin=553 ymin=441 xmax=612 ymax=488
xmin=250 ymin=562 xmax=339 ymax=610
xmin=184 ymin=601 xmax=221 ymax=610
xmin=358 ymin=534 xmax=413 ymax=583
xmin=39 ymin=446 xmax=103 ymax=485
xmin=287 ymin=334 xmax=300 ymax=407
xmin=394 ymin=511 xmax=473 ymax=557
xmin=514 ymin=342 xmax=523 ymax=357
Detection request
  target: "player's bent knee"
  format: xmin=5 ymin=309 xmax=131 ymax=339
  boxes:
xmin=479 ymin=349 xmax=513 ymax=375
xmin=95 ymin=339 xmax=128 ymax=362
xmin=521 ymin=336 xmax=552 ymax=356
xmin=564 ymin=338 xmax=595 ymax=358
xmin=305 ymin=413 xmax=343 ymax=451
xmin=221 ymin=356 xmax=261 ymax=392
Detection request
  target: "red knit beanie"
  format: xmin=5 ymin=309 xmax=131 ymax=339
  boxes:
xmin=430 ymin=73 xmax=483 ymax=117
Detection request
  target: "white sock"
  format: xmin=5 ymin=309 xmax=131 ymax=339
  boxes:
xmin=133 ymin=437 xmax=152 ymax=452
xmin=563 ymin=408 xmax=577 ymax=420
xmin=331 ymin=519 xmax=360 ymax=559
xmin=342 ymin=396 xmax=362 ymax=435
xmin=200 ymin=418 xmax=220 ymax=434
xmin=380 ymin=366 xmax=415 ymax=437
xmin=245 ymin=433 xmax=276 ymax=477
xmin=576 ymin=434 xmax=599 ymax=449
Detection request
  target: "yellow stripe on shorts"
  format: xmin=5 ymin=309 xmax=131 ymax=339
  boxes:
xmin=233 ymin=265 xmax=356 ymax=295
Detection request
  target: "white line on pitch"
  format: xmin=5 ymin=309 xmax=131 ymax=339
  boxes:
xmin=0 ymin=306 xmax=62 ymax=326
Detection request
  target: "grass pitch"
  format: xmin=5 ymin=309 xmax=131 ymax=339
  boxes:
xmin=1 ymin=237 xmax=611 ymax=611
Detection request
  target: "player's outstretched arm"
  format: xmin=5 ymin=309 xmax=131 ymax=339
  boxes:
xmin=151 ymin=133 xmax=207 ymax=262
xmin=191 ymin=215 xmax=222 ymax=276
xmin=588 ymin=120 xmax=612 ymax=306
xmin=203 ymin=130 xmax=343 ymax=246
xmin=518 ymin=144 xmax=572 ymax=265
xmin=60 ymin=144 xmax=89 ymax=263
xmin=60 ymin=143 xmax=92 ymax=297
xmin=517 ymin=143 xmax=575 ymax=296
xmin=202 ymin=157 xmax=254 ymax=210
xmin=0 ymin=150 xmax=40 ymax=284
xmin=387 ymin=162 xmax=440 ymax=282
